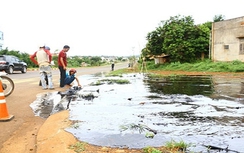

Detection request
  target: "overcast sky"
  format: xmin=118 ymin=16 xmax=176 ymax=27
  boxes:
xmin=0 ymin=0 xmax=243 ymax=56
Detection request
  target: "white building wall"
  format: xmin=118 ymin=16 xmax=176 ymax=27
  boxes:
xmin=212 ymin=16 xmax=244 ymax=62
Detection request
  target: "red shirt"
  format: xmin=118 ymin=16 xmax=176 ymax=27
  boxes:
xmin=30 ymin=49 xmax=52 ymax=65
xmin=58 ymin=50 xmax=67 ymax=67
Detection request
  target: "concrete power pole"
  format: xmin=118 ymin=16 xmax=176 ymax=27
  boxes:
xmin=0 ymin=31 xmax=3 ymax=50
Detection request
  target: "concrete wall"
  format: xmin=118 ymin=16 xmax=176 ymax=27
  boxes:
xmin=212 ymin=16 xmax=244 ymax=62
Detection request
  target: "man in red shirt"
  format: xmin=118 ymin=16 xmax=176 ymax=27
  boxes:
xmin=30 ymin=45 xmax=54 ymax=90
xmin=58 ymin=45 xmax=70 ymax=88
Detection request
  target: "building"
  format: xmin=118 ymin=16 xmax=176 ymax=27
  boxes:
xmin=0 ymin=31 xmax=3 ymax=50
xmin=149 ymin=53 xmax=170 ymax=64
xmin=211 ymin=16 xmax=244 ymax=62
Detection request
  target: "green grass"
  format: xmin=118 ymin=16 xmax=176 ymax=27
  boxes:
xmin=143 ymin=147 xmax=162 ymax=153
xmin=90 ymin=78 xmax=130 ymax=86
xmin=143 ymin=59 xmax=244 ymax=73
xmin=165 ymin=139 xmax=190 ymax=152
xmin=106 ymin=68 xmax=133 ymax=76
xmin=143 ymin=139 xmax=191 ymax=153
xmin=68 ymin=142 xmax=86 ymax=153
xmin=108 ymin=60 xmax=244 ymax=77
xmin=120 ymin=123 xmax=146 ymax=134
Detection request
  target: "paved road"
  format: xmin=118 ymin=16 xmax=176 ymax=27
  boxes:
xmin=8 ymin=62 xmax=128 ymax=80
xmin=0 ymin=62 xmax=128 ymax=153
xmin=5 ymin=62 xmax=129 ymax=87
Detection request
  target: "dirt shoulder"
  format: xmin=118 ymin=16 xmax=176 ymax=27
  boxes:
xmin=1 ymin=69 xmax=244 ymax=153
xmin=0 ymin=72 xmax=71 ymax=153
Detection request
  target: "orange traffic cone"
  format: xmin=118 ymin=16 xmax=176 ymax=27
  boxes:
xmin=0 ymin=79 xmax=14 ymax=122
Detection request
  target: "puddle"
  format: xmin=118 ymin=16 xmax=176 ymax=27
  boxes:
xmin=30 ymin=91 xmax=64 ymax=118
xmin=30 ymin=73 xmax=244 ymax=153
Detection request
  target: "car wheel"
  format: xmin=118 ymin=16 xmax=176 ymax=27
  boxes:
xmin=7 ymin=66 xmax=14 ymax=74
xmin=21 ymin=66 xmax=27 ymax=73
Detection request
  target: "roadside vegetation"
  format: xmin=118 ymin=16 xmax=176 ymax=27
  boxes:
xmin=68 ymin=142 xmax=86 ymax=153
xmin=107 ymin=59 xmax=244 ymax=77
xmin=106 ymin=68 xmax=134 ymax=77
xmin=143 ymin=59 xmax=244 ymax=73
xmin=0 ymin=48 xmax=129 ymax=68
xmin=90 ymin=78 xmax=130 ymax=86
xmin=141 ymin=14 xmax=225 ymax=63
xmin=68 ymin=140 xmax=191 ymax=153
xmin=143 ymin=139 xmax=190 ymax=153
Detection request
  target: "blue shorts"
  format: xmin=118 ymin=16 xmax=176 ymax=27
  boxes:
xmin=64 ymin=76 xmax=75 ymax=85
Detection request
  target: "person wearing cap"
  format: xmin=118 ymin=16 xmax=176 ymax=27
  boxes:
xmin=64 ymin=68 xmax=81 ymax=87
xmin=58 ymin=45 xmax=70 ymax=88
xmin=30 ymin=45 xmax=54 ymax=90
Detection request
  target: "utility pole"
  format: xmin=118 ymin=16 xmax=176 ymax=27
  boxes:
xmin=131 ymin=47 xmax=135 ymax=69
xmin=0 ymin=31 xmax=3 ymax=50
xmin=140 ymin=56 xmax=148 ymax=74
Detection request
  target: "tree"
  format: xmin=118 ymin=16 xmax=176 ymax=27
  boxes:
xmin=213 ymin=14 xmax=225 ymax=22
xmin=90 ymin=56 xmax=102 ymax=66
xmin=146 ymin=26 xmax=165 ymax=56
xmin=67 ymin=56 xmax=83 ymax=67
xmin=141 ymin=47 xmax=151 ymax=60
xmin=145 ymin=15 xmax=210 ymax=63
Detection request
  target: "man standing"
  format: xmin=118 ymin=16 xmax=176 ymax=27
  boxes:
xmin=58 ymin=45 xmax=70 ymax=88
xmin=30 ymin=45 xmax=54 ymax=90
xmin=111 ymin=62 xmax=115 ymax=71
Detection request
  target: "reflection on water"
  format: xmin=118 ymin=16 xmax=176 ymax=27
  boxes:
xmin=146 ymin=75 xmax=214 ymax=96
xmin=30 ymin=73 xmax=244 ymax=153
xmin=29 ymin=92 xmax=65 ymax=118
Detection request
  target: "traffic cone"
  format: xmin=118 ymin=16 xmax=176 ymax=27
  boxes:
xmin=0 ymin=79 xmax=14 ymax=122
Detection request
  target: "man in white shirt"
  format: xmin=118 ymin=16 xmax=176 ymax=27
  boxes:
xmin=30 ymin=45 xmax=54 ymax=90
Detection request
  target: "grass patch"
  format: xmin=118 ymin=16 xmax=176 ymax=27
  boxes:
xmin=68 ymin=142 xmax=86 ymax=153
xmin=120 ymin=123 xmax=146 ymax=134
xmin=143 ymin=139 xmax=191 ymax=153
xmin=120 ymin=123 xmax=157 ymax=136
xmin=106 ymin=68 xmax=138 ymax=77
xmin=143 ymin=147 xmax=162 ymax=153
xmin=90 ymin=78 xmax=130 ymax=86
xmin=142 ymin=60 xmax=244 ymax=73
xmin=165 ymin=139 xmax=190 ymax=152
xmin=106 ymin=69 xmax=128 ymax=76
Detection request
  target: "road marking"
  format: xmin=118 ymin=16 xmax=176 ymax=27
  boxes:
xmin=12 ymin=78 xmax=38 ymax=83
xmin=12 ymin=78 xmax=60 ymax=84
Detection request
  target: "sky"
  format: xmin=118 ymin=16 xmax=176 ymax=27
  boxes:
xmin=0 ymin=0 xmax=244 ymax=57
